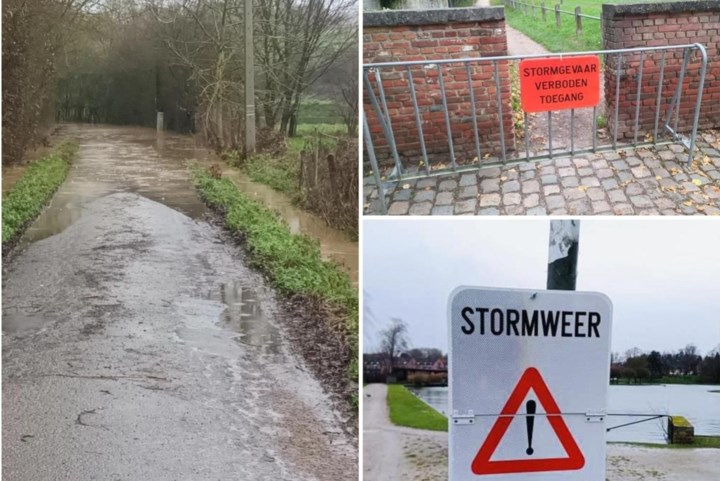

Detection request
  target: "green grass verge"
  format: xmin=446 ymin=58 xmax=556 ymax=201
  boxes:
xmin=243 ymin=153 xmax=301 ymax=198
xmin=2 ymin=140 xmax=78 ymax=246
xmin=191 ymin=168 xmax=358 ymax=373
xmin=387 ymin=385 xmax=448 ymax=432
xmin=242 ymin=123 xmax=347 ymax=196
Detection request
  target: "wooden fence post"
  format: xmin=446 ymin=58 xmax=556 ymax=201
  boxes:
xmin=541 ymin=2 xmax=546 ymax=21
xmin=575 ymin=6 xmax=582 ymax=37
xmin=314 ymin=129 xmax=320 ymax=187
xmin=555 ymin=4 xmax=561 ymax=28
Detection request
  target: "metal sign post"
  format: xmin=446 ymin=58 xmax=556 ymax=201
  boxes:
xmin=448 ymin=287 xmax=612 ymax=481
xmin=547 ymin=220 xmax=580 ymax=291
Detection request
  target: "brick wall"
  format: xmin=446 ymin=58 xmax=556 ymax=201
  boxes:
xmin=603 ymin=1 xmax=720 ymax=141
xmin=364 ymin=8 xmax=514 ymax=169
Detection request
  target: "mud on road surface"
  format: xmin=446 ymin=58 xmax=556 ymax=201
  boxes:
xmin=2 ymin=125 xmax=357 ymax=481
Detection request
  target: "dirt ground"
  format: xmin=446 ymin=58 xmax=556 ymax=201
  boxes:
xmin=363 ymin=384 xmax=718 ymax=481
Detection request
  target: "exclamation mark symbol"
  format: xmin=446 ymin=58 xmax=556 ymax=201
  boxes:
xmin=526 ymin=400 xmax=536 ymax=455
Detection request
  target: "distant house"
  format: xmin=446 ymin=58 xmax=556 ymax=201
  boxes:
xmin=363 ymin=350 xmax=448 ymax=385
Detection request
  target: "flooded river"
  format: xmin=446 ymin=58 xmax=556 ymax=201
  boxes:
xmin=414 ymin=384 xmax=720 ymax=443
xmin=8 ymin=123 xmax=357 ymax=282
xmin=2 ymin=123 xmax=357 ymax=480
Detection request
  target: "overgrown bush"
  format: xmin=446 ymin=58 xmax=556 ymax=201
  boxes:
xmin=299 ymin=136 xmax=359 ymax=238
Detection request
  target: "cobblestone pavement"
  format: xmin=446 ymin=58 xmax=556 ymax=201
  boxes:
xmin=363 ymin=134 xmax=720 ymax=216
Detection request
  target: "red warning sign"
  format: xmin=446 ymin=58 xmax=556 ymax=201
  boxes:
xmin=471 ymin=367 xmax=585 ymax=475
xmin=519 ymin=56 xmax=600 ymax=113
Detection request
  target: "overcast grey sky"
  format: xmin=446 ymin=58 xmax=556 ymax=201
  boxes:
xmin=363 ymin=219 xmax=720 ymax=357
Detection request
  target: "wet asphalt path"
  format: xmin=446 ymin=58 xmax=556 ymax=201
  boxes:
xmin=2 ymin=125 xmax=356 ymax=480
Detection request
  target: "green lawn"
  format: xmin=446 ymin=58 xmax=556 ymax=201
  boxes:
xmin=387 ymin=385 xmax=448 ymax=432
xmin=2 ymin=140 xmax=78 ymax=246
xmin=496 ymin=0 xmax=602 ymax=52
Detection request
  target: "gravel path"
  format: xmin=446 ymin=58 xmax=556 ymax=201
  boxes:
xmin=506 ymin=25 xmax=547 ymax=56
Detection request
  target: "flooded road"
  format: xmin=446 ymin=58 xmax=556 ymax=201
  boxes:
xmin=9 ymin=124 xmax=357 ymax=281
xmin=2 ymin=124 xmax=357 ymax=480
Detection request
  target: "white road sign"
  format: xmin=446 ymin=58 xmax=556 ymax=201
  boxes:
xmin=448 ymin=286 xmax=613 ymax=481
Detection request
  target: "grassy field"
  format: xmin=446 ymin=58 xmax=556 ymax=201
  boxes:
xmin=387 ymin=385 xmax=448 ymax=432
xmin=288 ymin=123 xmax=347 ymax=153
xmin=297 ymin=100 xmax=344 ymax=125
xmin=496 ymin=0 xmax=602 ymax=51
xmin=2 ymin=140 xmax=78 ymax=247
xmin=191 ymin=168 xmax=358 ymax=380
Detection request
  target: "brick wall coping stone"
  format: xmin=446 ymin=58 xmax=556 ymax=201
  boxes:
xmin=364 ymin=6 xmax=504 ymax=27
xmin=603 ymin=1 xmax=720 ymax=18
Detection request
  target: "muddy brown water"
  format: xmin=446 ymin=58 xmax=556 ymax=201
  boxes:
xmin=9 ymin=123 xmax=357 ymax=283
xmin=2 ymin=123 xmax=357 ymax=480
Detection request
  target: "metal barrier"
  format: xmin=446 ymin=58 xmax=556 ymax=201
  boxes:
xmin=363 ymin=44 xmax=707 ymax=214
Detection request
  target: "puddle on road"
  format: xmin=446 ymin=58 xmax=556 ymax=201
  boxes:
xmin=209 ymin=281 xmax=283 ymax=357
xmin=7 ymin=123 xmax=357 ymax=282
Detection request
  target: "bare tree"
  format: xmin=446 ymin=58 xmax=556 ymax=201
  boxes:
xmin=156 ymin=0 xmax=246 ymax=150
xmin=255 ymin=0 xmax=356 ymax=134
xmin=337 ymin=57 xmax=357 ymax=135
xmin=379 ymin=318 xmax=409 ymax=372
xmin=2 ymin=0 xmax=97 ymax=164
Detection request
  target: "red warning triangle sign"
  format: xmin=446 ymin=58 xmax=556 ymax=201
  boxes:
xmin=471 ymin=367 xmax=585 ymax=475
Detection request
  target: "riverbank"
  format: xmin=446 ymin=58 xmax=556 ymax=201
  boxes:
xmin=387 ymin=385 xmax=447 ymax=431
